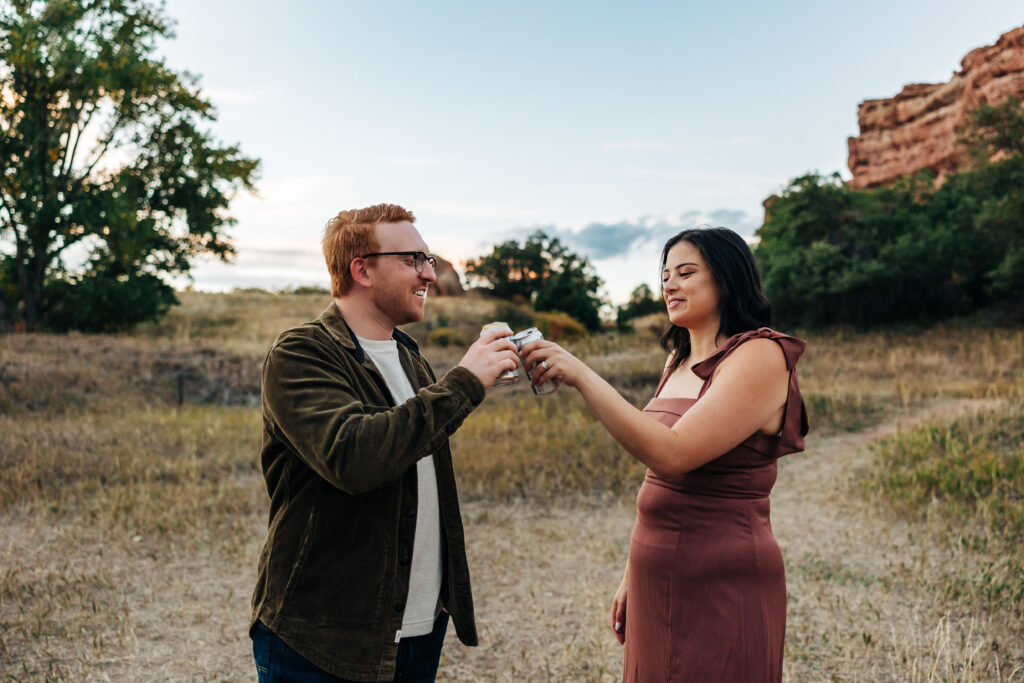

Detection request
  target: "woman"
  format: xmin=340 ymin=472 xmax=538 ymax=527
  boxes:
xmin=521 ymin=227 xmax=808 ymax=682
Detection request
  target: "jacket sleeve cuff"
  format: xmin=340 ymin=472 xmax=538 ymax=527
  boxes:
xmin=439 ymin=365 xmax=486 ymax=409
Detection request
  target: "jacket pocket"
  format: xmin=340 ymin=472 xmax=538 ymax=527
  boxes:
xmin=280 ymin=485 xmax=393 ymax=626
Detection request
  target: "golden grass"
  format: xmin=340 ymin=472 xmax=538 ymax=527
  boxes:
xmin=451 ymin=389 xmax=647 ymax=501
xmin=797 ymin=325 xmax=1024 ymax=403
xmin=0 ymin=407 xmax=262 ymax=537
xmin=1 ymin=291 xmax=1023 ymax=678
xmin=0 ymin=401 xmax=265 ymax=679
xmin=135 ymin=289 xmax=328 ymax=357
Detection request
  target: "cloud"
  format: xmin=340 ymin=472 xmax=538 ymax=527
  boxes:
xmin=565 ymin=221 xmax=651 ymax=259
xmin=708 ymin=209 xmax=760 ymax=236
xmin=500 ymin=209 xmax=763 ymax=262
xmin=185 ymin=247 xmax=330 ymax=292
xmin=234 ymin=246 xmax=325 ymax=269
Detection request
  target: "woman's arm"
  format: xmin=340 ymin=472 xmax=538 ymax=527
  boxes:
xmin=522 ymin=338 xmax=789 ymax=477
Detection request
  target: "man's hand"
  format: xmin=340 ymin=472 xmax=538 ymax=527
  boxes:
xmin=458 ymin=327 xmax=520 ymax=389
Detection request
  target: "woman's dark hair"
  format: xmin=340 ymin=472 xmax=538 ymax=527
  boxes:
xmin=659 ymin=227 xmax=772 ymax=372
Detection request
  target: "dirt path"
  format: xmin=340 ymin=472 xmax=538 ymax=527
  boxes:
xmin=4 ymin=399 xmax=1021 ymax=681
xmin=774 ymin=398 xmax=1022 ymax=681
xmin=441 ymin=398 xmax=1023 ymax=681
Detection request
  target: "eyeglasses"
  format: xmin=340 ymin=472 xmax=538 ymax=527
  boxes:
xmin=360 ymin=251 xmax=438 ymax=273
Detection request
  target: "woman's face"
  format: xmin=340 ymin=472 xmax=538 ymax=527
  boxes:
xmin=661 ymin=239 xmax=722 ymax=328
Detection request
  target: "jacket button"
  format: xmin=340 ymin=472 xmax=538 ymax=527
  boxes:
xmin=470 ymin=394 xmax=481 ymax=406
xmin=405 ymin=507 xmax=416 ymax=519
xmin=400 ymin=554 xmax=411 ymax=565
xmin=394 ymin=602 xmax=405 ymax=613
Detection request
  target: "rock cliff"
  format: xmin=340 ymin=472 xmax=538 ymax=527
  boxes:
xmin=847 ymin=25 xmax=1024 ymax=189
xmin=428 ymin=255 xmax=465 ymax=297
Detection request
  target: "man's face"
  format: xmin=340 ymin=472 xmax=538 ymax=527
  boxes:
xmin=365 ymin=221 xmax=436 ymax=327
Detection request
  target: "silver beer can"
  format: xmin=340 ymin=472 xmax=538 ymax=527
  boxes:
xmin=511 ymin=327 xmax=559 ymax=396
xmin=480 ymin=321 xmax=518 ymax=386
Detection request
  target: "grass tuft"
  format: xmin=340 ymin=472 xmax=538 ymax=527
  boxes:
xmin=867 ymin=405 xmax=1024 ymax=619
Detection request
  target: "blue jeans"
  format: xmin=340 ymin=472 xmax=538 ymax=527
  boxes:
xmin=252 ymin=612 xmax=449 ymax=683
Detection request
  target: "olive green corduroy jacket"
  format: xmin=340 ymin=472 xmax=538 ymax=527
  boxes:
xmin=250 ymin=303 xmax=483 ymax=681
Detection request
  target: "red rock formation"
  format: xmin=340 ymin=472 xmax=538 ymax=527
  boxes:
xmin=428 ymin=255 xmax=465 ymax=297
xmin=848 ymin=25 xmax=1024 ymax=189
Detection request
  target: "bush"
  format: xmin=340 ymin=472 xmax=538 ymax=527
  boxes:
xmin=534 ymin=311 xmax=587 ymax=341
xmin=426 ymin=327 xmax=466 ymax=347
xmin=284 ymin=285 xmax=330 ymax=296
xmin=44 ymin=271 xmax=178 ymax=333
xmin=616 ymin=284 xmax=664 ymax=330
xmin=493 ymin=301 xmax=535 ymax=331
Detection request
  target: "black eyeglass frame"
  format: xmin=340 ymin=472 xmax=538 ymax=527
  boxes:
xmin=358 ymin=251 xmax=438 ymax=273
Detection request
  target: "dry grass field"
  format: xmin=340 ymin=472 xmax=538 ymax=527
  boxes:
xmin=1 ymin=291 xmax=1022 ymax=681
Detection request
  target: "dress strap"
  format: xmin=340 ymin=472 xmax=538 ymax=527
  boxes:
xmin=692 ymin=327 xmax=809 ymax=457
xmin=693 ymin=328 xmax=805 ymax=398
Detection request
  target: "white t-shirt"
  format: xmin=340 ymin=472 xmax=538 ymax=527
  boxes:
xmin=357 ymin=336 xmax=443 ymax=640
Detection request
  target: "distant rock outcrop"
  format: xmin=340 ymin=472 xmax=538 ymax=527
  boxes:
xmin=429 ymin=255 xmax=464 ymax=297
xmin=847 ymin=25 xmax=1024 ymax=189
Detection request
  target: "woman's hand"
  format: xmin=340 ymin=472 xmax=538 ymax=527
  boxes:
xmin=519 ymin=339 xmax=591 ymax=389
xmin=611 ymin=571 xmax=628 ymax=645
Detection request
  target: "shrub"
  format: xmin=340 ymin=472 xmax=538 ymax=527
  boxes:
xmin=494 ymin=301 xmax=535 ymax=331
xmin=535 ymin=311 xmax=587 ymax=341
xmin=285 ymin=285 xmax=330 ymax=295
xmin=426 ymin=327 xmax=466 ymax=347
xmin=44 ymin=271 xmax=178 ymax=333
xmin=616 ymin=284 xmax=664 ymax=330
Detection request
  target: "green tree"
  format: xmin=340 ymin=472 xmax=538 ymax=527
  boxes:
xmin=463 ymin=231 xmax=551 ymax=301
xmin=0 ymin=0 xmax=259 ymax=331
xmin=962 ymin=97 xmax=1024 ymax=160
xmin=755 ymin=98 xmax=1024 ymax=328
xmin=615 ymin=283 xmax=663 ymax=330
xmin=465 ymin=230 xmax=606 ymax=331
xmin=755 ymin=172 xmax=960 ymax=327
xmin=955 ymin=97 xmax=1024 ymax=306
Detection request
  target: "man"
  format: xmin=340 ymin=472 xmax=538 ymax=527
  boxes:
xmin=250 ymin=203 xmax=518 ymax=681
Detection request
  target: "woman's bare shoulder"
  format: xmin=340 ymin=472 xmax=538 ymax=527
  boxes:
xmin=718 ymin=337 xmax=787 ymax=375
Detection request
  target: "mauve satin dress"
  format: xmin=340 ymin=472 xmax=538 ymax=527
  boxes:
xmin=622 ymin=328 xmax=808 ymax=683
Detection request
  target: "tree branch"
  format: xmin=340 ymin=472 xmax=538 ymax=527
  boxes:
xmin=73 ymin=112 xmax=127 ymax=186
xmin=60 ymin=101 xmax=96 ymax=182
xmin=0 ymin=194 xmax=14 ymax=232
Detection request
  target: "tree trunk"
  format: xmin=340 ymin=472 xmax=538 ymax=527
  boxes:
xmin=23 ymin=260 xmax=44 ymax=332
xmin=0 ymin=293 xmax=11 ymax=333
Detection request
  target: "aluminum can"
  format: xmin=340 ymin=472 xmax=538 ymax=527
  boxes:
xmin=511 ymin=327 xmax=559 ymax=396
xmin=480 ymin=322 xmax=518 ymax=386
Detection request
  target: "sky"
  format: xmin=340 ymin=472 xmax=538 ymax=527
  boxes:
xmin=155 ymin=1 xmax=1024 ymax=305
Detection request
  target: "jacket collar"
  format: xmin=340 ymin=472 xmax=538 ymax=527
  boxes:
xmin=317 ymin=301 xmax=420 ymax=363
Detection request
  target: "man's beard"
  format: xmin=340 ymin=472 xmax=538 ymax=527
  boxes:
xmin=371 ymin=285 xmax=423 ymax=328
